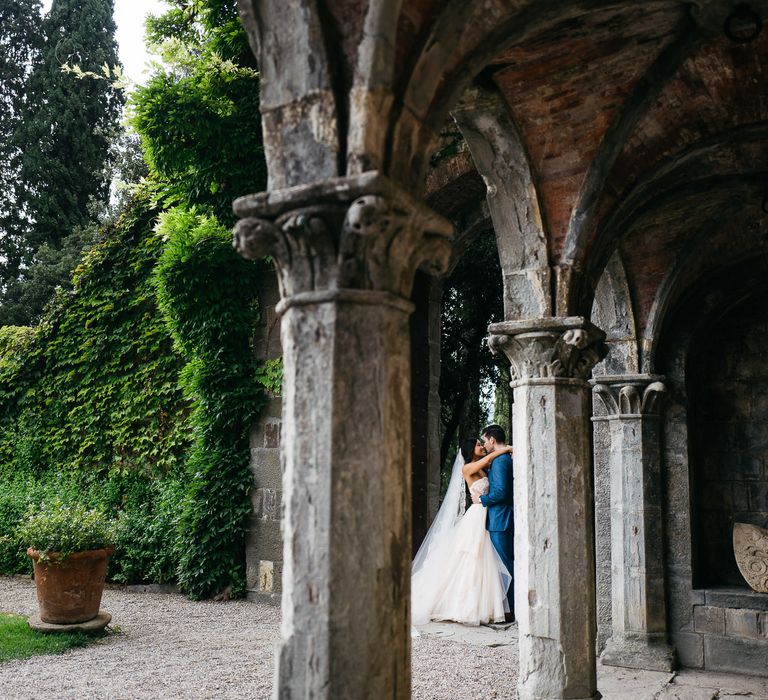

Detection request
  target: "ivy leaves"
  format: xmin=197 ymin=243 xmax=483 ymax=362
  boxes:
xmin=154 ymin=207 xmax=265 ymax=599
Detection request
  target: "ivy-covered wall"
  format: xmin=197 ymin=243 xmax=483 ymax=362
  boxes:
xmin=0 ymin=185 xmax=272 ymax=599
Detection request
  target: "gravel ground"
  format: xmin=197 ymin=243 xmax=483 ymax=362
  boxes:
xmin=0 ymin=576 xmax=519 ymax=700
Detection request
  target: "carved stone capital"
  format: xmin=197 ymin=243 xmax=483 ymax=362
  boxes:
xmin=488 ymin=317 xmax=608 ymax=382
xmin=232 ymin=171 xmax=453 ymax=305
xmin=591 ymin=375 xmax=667 ymax=417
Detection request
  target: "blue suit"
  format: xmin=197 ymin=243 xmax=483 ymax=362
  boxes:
xmin=480 ymin=452 xmax=514 ymax=608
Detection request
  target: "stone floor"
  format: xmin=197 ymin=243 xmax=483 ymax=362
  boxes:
xmin=422 ymin=621 xmax=768 ymax=699
xmin=1 ymin=576 xmax=766 ymax=699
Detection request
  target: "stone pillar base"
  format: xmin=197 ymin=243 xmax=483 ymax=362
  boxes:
xmin=600 ymin=635 xmax=676 ymax=672
xmin=518 ymin=691 xmax=602 ymax=700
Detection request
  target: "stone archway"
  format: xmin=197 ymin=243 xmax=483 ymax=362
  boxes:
xmin=229 ymin=1 xmax=768 ymax=696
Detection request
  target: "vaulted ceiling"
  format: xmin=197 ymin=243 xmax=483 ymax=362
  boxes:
xmin=238 ymin=0 xmax=768 ymax=365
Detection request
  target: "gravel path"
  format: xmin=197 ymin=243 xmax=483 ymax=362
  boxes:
xmin=0 ymin=576 xmax=519 ymax=699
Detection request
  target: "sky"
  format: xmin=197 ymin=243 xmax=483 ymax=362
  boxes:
xmin=41 ymin=0 xmax=167 ymax=90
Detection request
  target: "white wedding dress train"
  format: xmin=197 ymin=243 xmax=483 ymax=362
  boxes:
xmin=411 ymin=476 xmax=510 ymax=626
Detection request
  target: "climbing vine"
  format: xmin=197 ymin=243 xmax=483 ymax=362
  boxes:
xmin=0 ymin=187 xmax=192 ymax=580
xmin=0 ymin=0 xmax=271 ymax=597
xmin=154 ymin=207 xmax=264 ymax=599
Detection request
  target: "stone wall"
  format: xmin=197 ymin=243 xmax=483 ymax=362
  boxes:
xmin=689 ymin=296 xmax=768 ymax=587
xmin=661 ymin=294 xmax=768 ymax=676
xmin=246 ymin=267 xmax=283 ymax=604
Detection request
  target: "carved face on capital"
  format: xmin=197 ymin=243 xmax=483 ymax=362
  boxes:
xmin=562 ymin=328 xmax=589 ymax=349
xmin=344 ymin=195 xmax=390 ymax=238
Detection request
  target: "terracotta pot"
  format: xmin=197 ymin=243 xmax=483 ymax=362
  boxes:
xmin=28 ymin=546 xmax=114 ymax=624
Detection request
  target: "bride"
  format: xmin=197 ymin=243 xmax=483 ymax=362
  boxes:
xmin=411 ymin=437 xmax=513 ymax=626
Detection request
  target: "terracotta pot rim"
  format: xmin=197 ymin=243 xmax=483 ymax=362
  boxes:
xmin=27 ymin=546 xmax=115 ymax=562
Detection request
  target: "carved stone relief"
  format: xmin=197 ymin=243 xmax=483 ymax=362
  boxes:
xmin=488 ymin=317 xmax=607 ymax=382
xmin=734 ymin=522 xmax=768 ymax=593
xmin=232 ymin=172 xmax=453 ymax=303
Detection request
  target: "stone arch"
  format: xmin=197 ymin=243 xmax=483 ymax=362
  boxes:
xmin=560 ymin=24 xmax=698 ymax=276
xmin=589 ymin=250 xmax=639 ymax=377
xmin=387 ymin=1 xmax=692 ymax=193
xmin=574 ymin=126 xmax=768 ymax=322
xmin=451 ymin=86 xmax=552 ymax=320
xmin=638 ymin=141 xmax=768 ymax=373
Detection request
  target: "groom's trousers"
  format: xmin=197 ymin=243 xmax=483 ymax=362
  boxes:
xmin=489 ymin=529 xmax=514 ymax=611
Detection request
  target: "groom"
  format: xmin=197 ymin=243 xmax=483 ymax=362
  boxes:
xmin=473 ymin=423 xmax=514 ymax=621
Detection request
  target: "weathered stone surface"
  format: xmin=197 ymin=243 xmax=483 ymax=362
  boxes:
xmin=702 ymin=635 xmax=768 ymax=676
xmin=233 ymin=172 xmax=453 ymax=300
xmin=251 ymin=488 xmax=281 ymax=521
xmin=591 ymin=252 xmax=640 ymax=378
xmin=452 ymin=86 xmax=552 ymax=320
xmin=234 ymin=173 xmax=453 ymax=700
xmin=246 ymin=518 xmax=282 ymax=562
xmin=250 ymin=447 xmax=282 ymax=486
xmin=592 ymin=376 xmax=675 ymax=671
xmin=733 ymin=522 xmax=768 ymax=593
xmin=593 ymin=416 xmax=613 ymax=655
xmin=489 ymin=317 xmax=607 ymax=382
xmin=410 ymin=273 xmax=443 ymax=552
xmin=693 ymin=606 xmax=725 ymax=636
xmin=704 ymin=587 xmax=768 ymax=612
xmin=491 ymin=317 xmax=605 ymax=700
xmin=670 ymin=631 xmax=704 ymax=669
xmin=724 ymin=607 xmax=760 ymax=639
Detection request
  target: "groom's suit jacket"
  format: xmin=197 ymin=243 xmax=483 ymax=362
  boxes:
xmin=480 ymin=452 xmax=513 ymax=532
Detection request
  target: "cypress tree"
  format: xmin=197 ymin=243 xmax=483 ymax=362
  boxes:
xmin=0 ymin=0 xmax=42 ymax=303
xmin=0 ymin=0 xmax=124 ymax=325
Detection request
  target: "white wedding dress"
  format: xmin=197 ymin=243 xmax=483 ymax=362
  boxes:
xmin=411 ymin=475 xmax=510 ymax=626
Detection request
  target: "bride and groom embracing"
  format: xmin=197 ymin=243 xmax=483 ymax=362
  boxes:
xmin=411 ymin=424 xmax=515 ymax=628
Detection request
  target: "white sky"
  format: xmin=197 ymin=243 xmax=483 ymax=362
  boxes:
xmin=41 ymin=0 xmax=167 ymax=90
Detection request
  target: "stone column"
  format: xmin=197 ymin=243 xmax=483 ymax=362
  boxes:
xmin=488 ymin=318 xmax=607 ymax=700
xmin=592 ymin=376 xmax=676 ymax=672
xmin=233 ymin=172 xmax=452 ymax=700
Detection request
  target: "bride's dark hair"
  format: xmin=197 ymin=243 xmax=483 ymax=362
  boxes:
xmin=460 ymin=437 xmax=479 ymax=463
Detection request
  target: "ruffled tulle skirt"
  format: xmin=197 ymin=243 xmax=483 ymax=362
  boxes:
xmin=411 ymin=504 xmax=510 ymax=626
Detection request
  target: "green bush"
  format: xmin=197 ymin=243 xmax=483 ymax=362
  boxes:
xmin=18 ymin=499 xmax=116 ymax=559
xmin=0 ymin=466 xmax=186 ymax=583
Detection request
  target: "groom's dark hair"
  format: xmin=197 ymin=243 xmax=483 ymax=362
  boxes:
xmin=482 ymin=424 xmax=506 ymax=443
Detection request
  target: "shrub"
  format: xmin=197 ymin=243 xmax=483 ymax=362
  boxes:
xmin=18 ymin=499 xmax=116 ymax=560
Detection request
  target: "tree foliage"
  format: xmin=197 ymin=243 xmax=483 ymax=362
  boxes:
xmin=0 ymin=0 xmax=124 ymax=326
xmin=130 ymin=0 xmax=264 ymax=224
xmin=439 ymin=230 xmax=505 ymax=469
xmin=129 ymin=0 xmax=268 ymax=597
xmin=0 ymin=0 xmax=271 ymax=598
xmin=18 ymin=0 xmax=123 ymax=250
xmin=0 ymin=0 xmax=42 ymax=304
